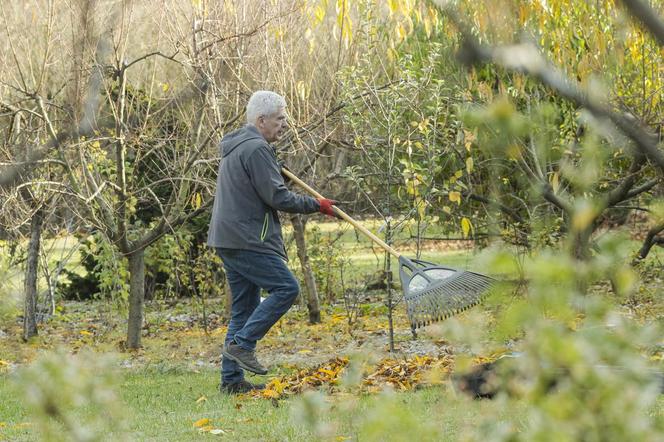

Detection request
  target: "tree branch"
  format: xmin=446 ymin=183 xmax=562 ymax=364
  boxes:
xmin=620 ymin=0 xmax=664 ymax=46
xmin=636 ymin=221 xmax=664 ymax=260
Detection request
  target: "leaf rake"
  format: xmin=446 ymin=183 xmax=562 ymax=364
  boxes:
xmin=282 ymin=168 xmax=496 ymax=330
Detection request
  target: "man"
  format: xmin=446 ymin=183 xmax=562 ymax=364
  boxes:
xmin=207 ymin=90 xmax=338 ymax=394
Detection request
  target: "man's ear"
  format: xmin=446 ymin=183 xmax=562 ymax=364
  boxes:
xmin=256 ymin=115 xmax=265 ymax=127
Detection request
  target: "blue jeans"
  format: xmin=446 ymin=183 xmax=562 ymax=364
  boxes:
xmin=216 ymin=248 xmax=299 ymax=384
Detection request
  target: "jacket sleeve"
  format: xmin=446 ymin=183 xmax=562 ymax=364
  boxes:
xmin=244 ymin=145 xmax=320 ymax=214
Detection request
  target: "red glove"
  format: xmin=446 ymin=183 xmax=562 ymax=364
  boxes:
xmin=318 ymin=198 xmax=339 ymax=218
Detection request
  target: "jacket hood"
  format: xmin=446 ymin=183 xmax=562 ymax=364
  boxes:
xmin=221 ymin=124 xmax=264 ymax=157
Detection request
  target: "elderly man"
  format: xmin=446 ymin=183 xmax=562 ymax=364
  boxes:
xmin=208 ymin=90 xmax=337 ymax=394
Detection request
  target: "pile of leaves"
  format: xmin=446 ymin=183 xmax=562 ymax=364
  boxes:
xmin=254 ymin=354 xmax=455 ymax=400
xmin=257 ymin=357 xmax=350 ymax=399
xmin=363 ymin=354 xmax=454 ymax=392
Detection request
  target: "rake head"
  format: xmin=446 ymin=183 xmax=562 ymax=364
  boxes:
xmin=399 ymin=256 xmax=496 ymax=329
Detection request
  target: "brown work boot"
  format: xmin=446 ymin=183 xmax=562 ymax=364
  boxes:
xmin=222 ymin=343 xmax=268 ymax=375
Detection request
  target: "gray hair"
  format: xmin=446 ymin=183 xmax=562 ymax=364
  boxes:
xmin=246 ymin=91 xmax=287 ymax=124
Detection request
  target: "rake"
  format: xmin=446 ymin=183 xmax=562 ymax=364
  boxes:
xmin=282 ymin=168 xmax=496 ymax=329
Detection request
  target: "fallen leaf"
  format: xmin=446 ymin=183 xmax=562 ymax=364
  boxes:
xmin=262 ymin=389 xmax=280 ymax=399
xmin=209 ymin=429 xmax=225 ymax=435
xmin=193 ymin=418 xmax=210 ymax=428
xmin=196 ymin=395 xmax=207 ymax=404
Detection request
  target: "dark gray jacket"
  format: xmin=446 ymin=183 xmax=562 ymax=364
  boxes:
xmin=207 ymin=124 xmax=320 ymax=259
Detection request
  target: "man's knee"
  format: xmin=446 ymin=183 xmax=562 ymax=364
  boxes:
xmin=282 ymin=278 xmax=299 ymax=304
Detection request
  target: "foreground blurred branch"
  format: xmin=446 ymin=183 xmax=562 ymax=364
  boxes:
xmin=620 ymin=0 xmax=664 ymax=46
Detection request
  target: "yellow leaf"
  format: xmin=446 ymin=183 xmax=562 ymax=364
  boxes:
xmin=79 ymin=330 xmax=92 ymax=336
xmin=319 ymin=368 xmax=336 ymax=376
xmin=448 ymin=192 xmax=461 ymax=205
xmin=193 ymin=418 xmax=210 ymax=428
xmin=297 ymin=349 xmax=312 ymax=354
xmin=550 ymin=171 xmax=559 ymax=194
xmin=162 ymin=83 xmax=169 ymax=93
xmin=262 ymin=389 xmax=280 ymax=399
xmin=442 ymin=206 xmax=451 ymax=214
xmin=463 ymin=129 xmax=475 ymax=152
xmin=388 ymin=0 xmax=399 ymax=15
xmin=198 ymin=425 xmax=214 ymax=432
xmin=466 ymin=157 xmax=474 ymax=174
xmin=313 ymin=5 xmax=326 ymax=25
xmin=195 ymin=395 xmax=207 ymax=404
xmin=461 ymin=217 xmax=473 ymax=238
xmin=417 ymin=200 xmax=426 ymax=221
xmin=193 ymin=192 xmax=202 ymax=210
xmin=396 ymin=23 xmax=407 ymax=41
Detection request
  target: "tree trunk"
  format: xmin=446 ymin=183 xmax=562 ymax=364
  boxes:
xmin=385 ymin=220 xmax=395 ymax=352
xmin=126 ymin=248 xmax=146 ymax=349
xmin=571 ymin=225 xmax=594 ymax=296
xmin=291 ymin=214 xmax=321 ymax=324
xmin=23 ymin=208 xmax=44 ymax=341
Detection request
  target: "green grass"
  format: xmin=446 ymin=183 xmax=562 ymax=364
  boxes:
xmin=1 ymin=221 xmax=662 ymax=440
xmin=0 ymin=367 xmax=522 ymax=441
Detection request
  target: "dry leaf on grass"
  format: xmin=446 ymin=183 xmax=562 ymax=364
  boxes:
xmin=192 ymin=417 xmax=210 ymax=427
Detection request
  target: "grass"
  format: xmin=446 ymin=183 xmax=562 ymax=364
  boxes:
xmin=0 ymin=366 xmax=523 ymax=441
xmin=2 ymin=366 xmax=661 ymax=441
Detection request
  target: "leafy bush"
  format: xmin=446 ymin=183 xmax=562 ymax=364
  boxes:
xmin=13 ymin=350 xmax=126 ymax=441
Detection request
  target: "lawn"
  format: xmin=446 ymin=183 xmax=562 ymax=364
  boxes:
xmin=0 ymin=221 xmax=662 ymax=441
xmin=0 ymin=365 xmax=523 ymax=441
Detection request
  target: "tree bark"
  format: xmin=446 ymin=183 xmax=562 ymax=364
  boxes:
xmin=637 ymin=222 xmax=664 ymax=260
xmin=291 ymin=215 xmax=321 ymax=324
xmin=126 ymin=248 xmax=146 ymax=349
xmin=23 ymin=208 xmax=44 ymax=340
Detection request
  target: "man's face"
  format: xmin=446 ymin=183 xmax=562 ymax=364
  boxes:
xmin=257 ymin=107 xmax=288 ymax=143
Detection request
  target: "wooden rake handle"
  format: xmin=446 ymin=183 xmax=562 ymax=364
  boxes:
xmin=281 ymin=168 xmax=401 ymax=259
